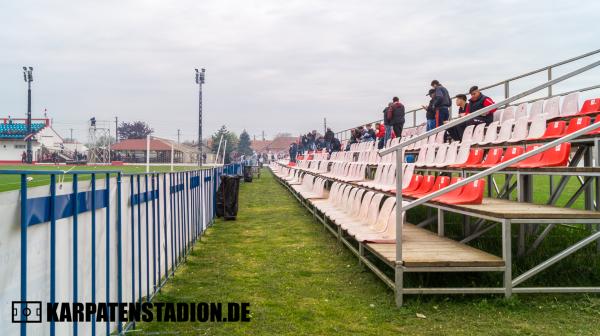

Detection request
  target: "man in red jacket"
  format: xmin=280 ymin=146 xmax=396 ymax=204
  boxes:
xmin=387 ymin=97 xmax=405 ymax=138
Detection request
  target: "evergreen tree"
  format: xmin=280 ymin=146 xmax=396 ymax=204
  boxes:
xmin=238 ymin=130 xmax=253 ymax=157
xmin=211 ymin=125 xmax=239 ymax=164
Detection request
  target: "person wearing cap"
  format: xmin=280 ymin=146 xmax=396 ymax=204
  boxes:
xmin=387 ymin=96 xmax=405 ymax=138
xmin=422 ymin=89 xmax=436 ymax=131
xmin=431 ymin=80 xmax=452 ymax=127
xmin=447 ymin=94 xmax=469 ymax=141
xmin=465 ymin=86 xmax=496 ymax=124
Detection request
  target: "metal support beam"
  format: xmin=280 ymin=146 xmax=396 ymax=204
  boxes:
xmin=502 ymin=219 xmax=512 ymax=298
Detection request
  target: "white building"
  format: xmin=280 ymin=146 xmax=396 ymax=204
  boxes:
xmin=0 ymin=117 xmax=66 ymax=163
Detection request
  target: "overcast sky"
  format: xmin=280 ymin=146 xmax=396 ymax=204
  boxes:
xmin=1 ymin=0 xmax=600 ymax=142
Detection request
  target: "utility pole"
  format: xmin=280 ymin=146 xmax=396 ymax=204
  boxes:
xmin=324 ymin=117 xmax=327 ymax=134
xmin=262 ymin=130 xmax=265 ymax=141
xmin=177 ymin=129 xmax=181 ymax=144
xmin=69 ymin=128 xmax=74 ymax=141
xmin=115 ymin=116 xmax=119 ymax=141
xmin=22 ymin=66 xmax=33 ymax=163
xmin=195 ymin=68 xmax=206 ymax=166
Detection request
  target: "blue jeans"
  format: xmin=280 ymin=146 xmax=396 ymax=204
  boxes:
xmin=384 ymin=125 xmax=392 ymax=144
xmin=427 ymin=119 xmax=436 ymax=131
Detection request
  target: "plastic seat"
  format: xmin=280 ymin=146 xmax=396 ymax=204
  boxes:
xmin=579 ymin=98 xmax=600 ymax=115
xmin=539 ymin=121 xmax=566 ymax=139
xmin=471 ymin=123 xmax=486 ymax=143
xmin=400 ymin=174 xmax=423 ymax=194
xmin=527 ymin=117 xmax=547 ymax=139
xmin=493 ymin=109 xmax=504 ymax=122
xmin=436 ymin=142 xmax=458 ymax=167
xmin=460 ymin=125 xmax=476 ymax=143
xmin=450 ymin=148 xmax=484 ymax=168
xmin=493 ymin=119 xmax=514 ymax=144
xmin=480 ymin=121 xmax=500 ymax=144
xmin=404 ymin=175 xmax=436 ymax=197
xmin=449 ymin=143 xmax=472 ymax=166
xmin=518 ymin=142 xmax=571 ymax=168
xmin=560 ymin=92 xmax=579 ymax=117
xmin=500 ymin=146 xmax=525 ymax=163
xmin=500 ymin=106 xmax=515 ymax=122
xmin=438 ymin=179 xmax=485 ymax=205
xmin=471 ymin=147 xmax=503 ymax=168
xmin=411 ymin=175 xmax=450 ymax=198
xmin=528 ymin=100 xmax=545 ymax=122
xmin=544 ymin=96 xmax=561 ymax=120
xmin=564 ymin=117 xmax=591 ymax=136
xmin=507 ymin=117 xmax=528 ymax=142
xmin=513 ymin=145 xmax=543 ymax=168
xmin=433 ymin=177 xmax=464 ymax=202
xmin=587 ymin=117 xmax=600 ymax=135
xmin=515 ymin=103 xmax=528 ymax=119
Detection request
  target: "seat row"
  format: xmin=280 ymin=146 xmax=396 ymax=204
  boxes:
xmin=401 ymin=175 xmax=486 ymax=205
xmin=416 ymin=142 xmax=571 ymax=169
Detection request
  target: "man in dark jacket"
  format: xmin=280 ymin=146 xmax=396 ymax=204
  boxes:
xmin=382 ymin=104 xmax=393 ymax=144
xmin=431 ymin=80 xmax=451 ymax=127
xmin=465 ymin=86 xmax=497 ymax=125
xmin=422 ymin=89 xmax=436 ymax=131
xmin=324 ymin=128 xmax=334 ymax=151
xmin=387 ymin=97 xmax=405 ymax=138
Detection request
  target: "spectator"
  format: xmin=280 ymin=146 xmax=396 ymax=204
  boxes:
xmin=324 ymin=127 xmax=335 ymax=151
xmin=375 ymin=122 xmax=386 ymax=149
xmin=21 ymin=151 xmax=26 ymax=163
xmin=431 ymin=80 xmax=452 ymax=127
xmin=387 ymin=97 xmax=405 ymax=139
xmin=289 ymin=142 xmax=298 ymax=163
xmin=331 ymin=137 xmax=341 ymax=152
xmin=447 ymin=93 xmax=469 ymax=141
xmin=422 ymin=89 xmax=436 ymax=131
xmin=382 ymin=103 xmax=393 ymax=144
xmin=363 ymin=123 xmax=376 ymax=142
xmin=465 ymin=86 xmax=497 ymax=125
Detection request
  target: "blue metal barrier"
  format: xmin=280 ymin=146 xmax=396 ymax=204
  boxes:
xmin=1 ymin=164 xmax=238 ymax=336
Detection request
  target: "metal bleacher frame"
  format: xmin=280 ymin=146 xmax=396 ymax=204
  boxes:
xmin=277 ymin=50 xmax=600 ymax=307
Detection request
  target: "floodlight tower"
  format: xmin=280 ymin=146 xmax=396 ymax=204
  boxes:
xmin=22 ymin=66 xmax=34 ymax=163
xmin=195 ymin=68 xmax=205 ymax=166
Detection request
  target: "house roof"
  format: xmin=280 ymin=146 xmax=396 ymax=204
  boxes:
xmin=250 ymin=136 xmax=297 ymax=153
xmin=112 ymin=137 xmax=196 ymax=152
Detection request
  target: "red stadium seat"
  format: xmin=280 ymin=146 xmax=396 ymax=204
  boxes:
xmin=450 ymin=148 xmax=484 ymax=168
xmin=588 ymin=117 xmax=600 ymax=135
xmin=513 ymin=145 xmax=542 ymax=167
xmin=579 ymin=98 xmax=600 ymax=115
xmin=288 ymin=162 xmax=297 ymax=166
xmin=564 ymin=117 xmax=591 ymax=135
xmin=500 ymin=146 xmax=525 ymax=163
xmin=296 ymin=155 xmax=304 ymax=160
xmin=539 ymin=121 xmax=566 ymax=139
xmin=400 ymin=174 xmax=423 ymax=194
xmin=516 ymin=143 xmax=571 ymax=168
xmin=471 ymin=148 xmax=503 ymax=168
xmin=404 ymin=175 xmax=436 ymax=197
xmin=432 ymin=177 xmax=464 ymax=202
xmin=411 ymin=175 xmax=450 ymax=198
xmin=438 ymin=179 xmax=485 ymax=205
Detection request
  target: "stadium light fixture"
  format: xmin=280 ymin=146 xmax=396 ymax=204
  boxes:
xmin=22 ymin=66 xmax=34 ymax=163
xmin=195 ymin=68 xmax=206 ymax=165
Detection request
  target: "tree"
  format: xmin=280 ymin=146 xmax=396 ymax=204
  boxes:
xmin=238 ymin=130 xmax=253 ymax=157
xmin=211 ymin=125 xmax=239 ymax=164
xmin=117 ymin=121 xmax=153 ymax=140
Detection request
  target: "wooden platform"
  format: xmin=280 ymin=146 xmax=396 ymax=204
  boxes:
xmin=433 ymin=198 xmax=600 ymax=220
xmin=366 ymin=224 xmax=504 ymax=267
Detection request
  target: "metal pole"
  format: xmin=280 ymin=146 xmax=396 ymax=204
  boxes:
xmin=23 ymin=67 xmax=34 ymax=164
xmin=195 ymin=68 xmax=205 ymax=166
xmin=394 ymin=149 xmax=404 ymax=306
xmin=215 ymin=135 xmax=223 ymax=165
xmin=146 ymin=135 xmax=150 ymax=173
xmin=548 ymin=67 xmax=553 ymax=97
xmin=222 ymin=140 xmax=227 ymax=165
xmin=170 ymin=143 xmax=174 ymax=172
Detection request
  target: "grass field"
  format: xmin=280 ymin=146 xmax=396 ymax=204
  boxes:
xmin=0 ymin=164 xmax=205 ymax=192
xmin=137 ymin=169 xmax=600 ymax=335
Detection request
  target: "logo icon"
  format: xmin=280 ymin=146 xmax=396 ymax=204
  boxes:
xmin=12 ymin=301 xmax=42 ymax=323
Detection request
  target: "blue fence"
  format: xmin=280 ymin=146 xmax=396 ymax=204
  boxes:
xmin=0 ymin=163 xmax=242 ymax=336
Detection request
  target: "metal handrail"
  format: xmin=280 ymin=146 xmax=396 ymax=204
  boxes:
xmin=336 ymin=49 xmax=600 ymax=140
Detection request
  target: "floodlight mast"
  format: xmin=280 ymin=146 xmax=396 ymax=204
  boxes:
xmin=195 ymin=68 xmax=206 ymax=166
xmin=22 ymin=66 xmax=34 ymax=163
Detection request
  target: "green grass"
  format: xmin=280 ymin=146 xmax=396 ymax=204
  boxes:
xmin=138 ymin=170 xmax=600 ymax=335
xmin=0 ymin=164 xmax=205 ymax=192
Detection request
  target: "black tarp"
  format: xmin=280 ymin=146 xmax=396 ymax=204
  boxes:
xmin=243 ymin=165 xmax=253 ymax=182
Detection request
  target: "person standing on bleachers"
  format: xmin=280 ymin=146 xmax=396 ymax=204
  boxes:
xmin=431 ymin=80 xmax=452 ymax=128
xmin=382 ymin=103 xmax=393 ymax=144
xmin=423 ymin=89 xmax=436 ymax=131
xmin=324 ymin=127 xmax=334 ymax=152
xmin=375 ymin=122 xmax=385 ymax=149
xmin=387 ymin=97 xmax=405 ymax=138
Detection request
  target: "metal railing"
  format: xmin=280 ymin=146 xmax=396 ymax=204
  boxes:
xmin=378 ymin=59 xmax=600 ymax=306
xmin=336 ymin=48 xmax=600 ymax=141
xmin=2 ymin=164 xmax=242 ymax=336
